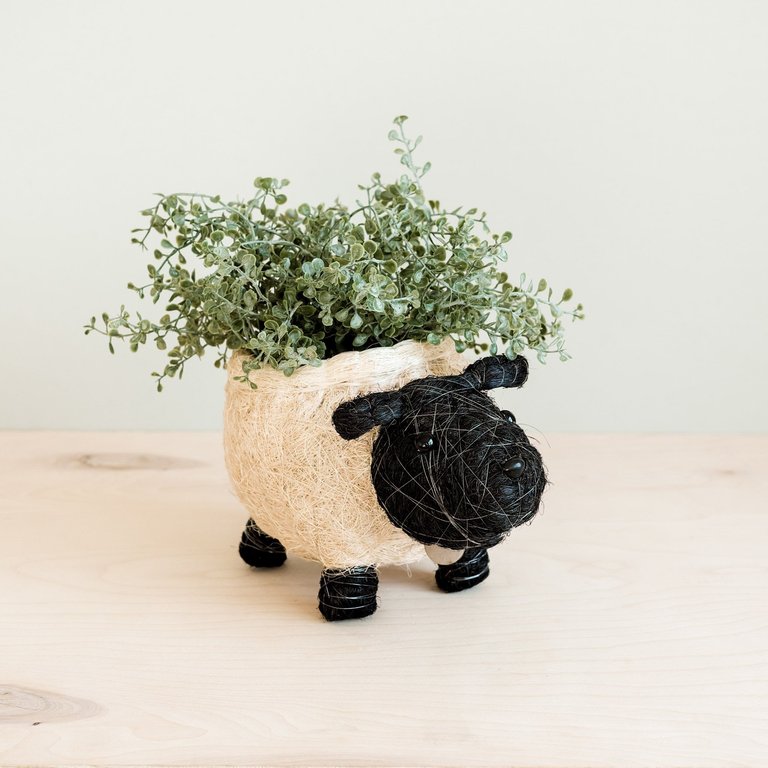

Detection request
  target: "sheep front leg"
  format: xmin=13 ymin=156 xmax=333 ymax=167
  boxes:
xmin=238 ymin=518 xmax=287 ymax=568
xmin=318 ymin=565 xmax=378 ymax=621
xmin=435 ymin=547 xmax=490 ymax=592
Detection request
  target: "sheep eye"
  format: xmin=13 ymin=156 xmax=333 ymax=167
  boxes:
xmin=501 ymin=409 xmax=516 ymax=424
xmin=413 ymin=433 xmax=436 ymax=453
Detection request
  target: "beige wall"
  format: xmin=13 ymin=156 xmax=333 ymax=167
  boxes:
xmin=1 ymin=0 xmax=766 ymax=432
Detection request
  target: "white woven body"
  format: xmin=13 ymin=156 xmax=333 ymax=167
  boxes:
xmin=223 ymin=340 xmax=465 ymax=570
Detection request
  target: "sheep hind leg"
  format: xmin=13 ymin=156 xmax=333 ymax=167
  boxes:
xmin=238 ymin=518 xmax=287 ymax=568
xmin=435 ymin=547 xmax=490 ymax=593
xmin=318 ymin=565 xmax=378 ymax=621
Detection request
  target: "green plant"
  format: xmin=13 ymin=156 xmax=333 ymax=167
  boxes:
xmin=86 ymin=116 xmax=583 ymax=390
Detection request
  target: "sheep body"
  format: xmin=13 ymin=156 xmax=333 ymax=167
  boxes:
xmin=223 ymin=340 xmax=465 ymax=570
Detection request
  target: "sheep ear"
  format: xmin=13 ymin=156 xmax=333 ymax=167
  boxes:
xmin=460 ymin=354 xmax=529 ymax=391
xmin=332 ymin=390 xmax=404 ymax=440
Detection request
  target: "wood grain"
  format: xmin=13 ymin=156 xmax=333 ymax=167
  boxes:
xmin=0 ymin=431 xmax=766 ymax=767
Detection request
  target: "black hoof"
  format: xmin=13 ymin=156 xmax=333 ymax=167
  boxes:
xmin=239 ymin=518 xmax=287 ymax=568
xmin=435 ymin=547 xmax=490 ymax=593
xmin=318 ymin=566 xmax=378 ymax=621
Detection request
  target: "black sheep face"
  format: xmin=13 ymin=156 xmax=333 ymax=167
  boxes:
xmin=332 ymin=354 xmax=547 ymax=551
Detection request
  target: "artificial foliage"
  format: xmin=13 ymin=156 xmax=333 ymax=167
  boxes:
xmin=86 ymin=117 xmax=583 ymax=390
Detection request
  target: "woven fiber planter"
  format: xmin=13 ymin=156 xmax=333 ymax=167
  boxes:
xmin=223 ymin=339 xmax=465 ymax=571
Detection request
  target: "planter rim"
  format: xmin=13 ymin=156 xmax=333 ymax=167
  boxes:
xmin=227 ymin=337 xmax=460 ymax=391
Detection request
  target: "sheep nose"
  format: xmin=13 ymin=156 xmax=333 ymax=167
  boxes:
xmin=503 ymin=457 xmax=526 ymax=480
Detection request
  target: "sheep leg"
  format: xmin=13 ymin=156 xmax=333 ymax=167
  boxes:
xmin=318 ymin=565 xmax=378 ymax=621
xmin=238 ymin=518 xmax=287 ymax=568
xmin=435 ymin=547 xmax=490 ymax=592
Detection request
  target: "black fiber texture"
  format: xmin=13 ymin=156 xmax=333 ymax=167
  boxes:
xmin=239 ymin=518 xmax=287 ymax=568
xmin=435 ymin=547 xmax=490 ymax=593
xmin=333 ymin=353 xmax=547 ymax=550
xmin=462 ymin=354 xmax=529 ymax=390
xmin=318 ymin=566 xmax=379 ymax=621
xmin=331 ymin=389 xmax=404 ymax=440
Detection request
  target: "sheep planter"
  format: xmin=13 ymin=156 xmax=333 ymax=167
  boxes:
xmin=224 ymin=339 xmax=547 ymax=621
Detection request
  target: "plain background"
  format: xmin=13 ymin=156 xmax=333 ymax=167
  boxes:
xmin=1 ymin=0 xmax=766 ymax=432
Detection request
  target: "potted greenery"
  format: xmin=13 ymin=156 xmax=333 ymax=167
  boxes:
xmin=87 ymin=116 xmax=583 ymax=619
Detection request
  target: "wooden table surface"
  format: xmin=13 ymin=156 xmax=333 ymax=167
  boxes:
xmin=0 ymin=432 xmax=766 ymax=767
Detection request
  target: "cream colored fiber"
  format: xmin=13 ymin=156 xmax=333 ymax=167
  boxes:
xmin=223 ymin=339 xmax=465 ymax=570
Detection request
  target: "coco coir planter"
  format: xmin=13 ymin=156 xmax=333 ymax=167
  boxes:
xmin=223 ymin=339 xmax=465 ymax=572
xmin=87 ymin=118 xmax=576 ymax=621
